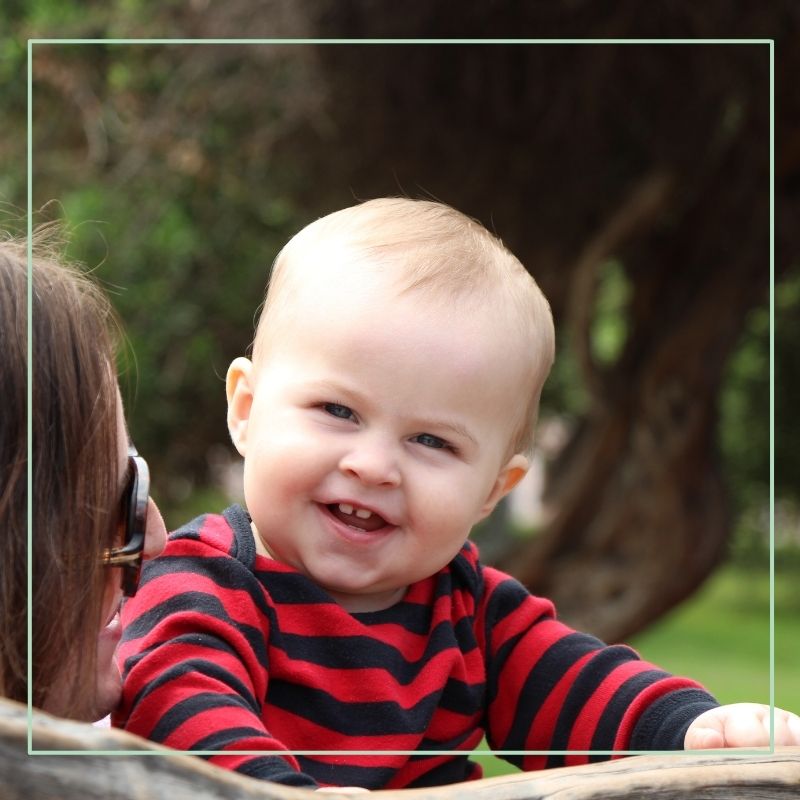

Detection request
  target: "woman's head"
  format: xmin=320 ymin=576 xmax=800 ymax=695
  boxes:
xmin=0 ymin=230 xmax=165 ymax=720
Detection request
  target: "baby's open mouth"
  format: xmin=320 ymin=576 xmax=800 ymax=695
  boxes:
xmin=327 ymin=502 xmax=388 ymax=532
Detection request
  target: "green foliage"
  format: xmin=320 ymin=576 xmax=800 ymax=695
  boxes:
xmin=8 ymin=34 xmax=313 ymax=513
xmin=540 ymin=338 xmax=589 ymax=419
xmin=775 ymin=270 xmax=800 ymax=502
xmin=24 ymin=0 xmax=89 ymax=29
xmin=719 ymin=301 xmax=770 ymax=510
xmin=540 ymin=258 xmax=632 ymax=417
xmin=591 ymin=258 xmax=632 ymax=366
xmin=720 ymin=267 xmax=798 ymax=513
xmin=0 ymin=36 xmax=26 ymax=209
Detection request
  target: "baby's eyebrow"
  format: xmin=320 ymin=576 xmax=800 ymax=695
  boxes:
xmin=309 ymin=379 xmax=479 ymax=446
xmin=309 ymin=379 xmax=365 ymax=402
xmin=414 ymin=417 xmax=478 ymax=446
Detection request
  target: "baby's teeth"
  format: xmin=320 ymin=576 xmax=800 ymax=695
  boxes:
xmin=336 ymin=503 xmax=374 ymax=520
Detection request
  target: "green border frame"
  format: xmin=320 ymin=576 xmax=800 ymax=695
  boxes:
xmin=26 ymin=37 xmax=776 ymax=760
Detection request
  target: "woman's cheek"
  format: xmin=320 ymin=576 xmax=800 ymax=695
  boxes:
xmin=91 ymin=614 xmax=123 ymax=721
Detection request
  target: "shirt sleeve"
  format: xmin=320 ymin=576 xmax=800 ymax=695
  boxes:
xmin=113 ymin=516 xmax=319 ymax=788
xmin=477 ymin=566 xmax=719 ymax=769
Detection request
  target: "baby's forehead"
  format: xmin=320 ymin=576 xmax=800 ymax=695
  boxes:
xmin=272 ymin=266 xmax=527 ymax=376
xmin=282 ymin=237 xmax=502 ymax=309
xmin=291 ymin=274 xmax=506 ymax=348
xmin=286 ymin=235 xmax=401 ymax=280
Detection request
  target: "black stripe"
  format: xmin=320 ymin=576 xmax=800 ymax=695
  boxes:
xmin=277 ymin=618 xmax=477 ymax=681
xmin=588 ymin=669 xmax=671 ymax=759
xmin=254 ymin=571 xmax=444 ymax=638
xmin=630 ymin=687 xmax=719 ymax=750
xmin=297 ymin=757 xmax=395 ymax=789
xmin=237 ymin=755 xmax=319 ymax=787
xmin=497 ymin=632 xmax=604 ymax=757
xmin=169 ymin=513 xmax=207 ymax=541
xmin=123 ymin=591 xmax=270 ymax=674
xmin=451 ymin=544 xmax=482 ymax=600
xmin=268 ymin=681 xmax=445 ymax=736
xmin=406 ymin=755 xmax=477 ymax=787
xmin=545 ymin=644 xmax=642 ymax=767
xmin=484 ymin=578 xmax=531 ymax=633
xmin=437 ymin=676 xmax=485 ymax=715
xmin=193 ymin=725 xmax=274 ymax=750
xmin=259 ymin=567 xmax=467 ymax=630
xmin=149 ymin=691 xmax=257 ymax=742
xmin=121 ymin=631 xmax=234 ymax=677
xmin=254 ymin=570 xmax=335 ymax=605
xmin=483 ymin=578 xmax=541 ymax=708
xmin=129 ymin=656 xmax=261 ymax=715
xmin=486 ymin=629 xmax=525 ymax=708
xmin=143 ymin=553 xmax=266 ymax=597
xmin=222 ymin=504 xmax=257 ymax=567
xmin=353 ymin=599 xmax=434 ymax=634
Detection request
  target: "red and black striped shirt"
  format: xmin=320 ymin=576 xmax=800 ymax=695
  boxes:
xmin=115 ymin=504 xmax=717 ymax=789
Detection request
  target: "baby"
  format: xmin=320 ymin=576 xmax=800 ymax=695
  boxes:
xmin=116 ymin=198 xmax=799 ymax=790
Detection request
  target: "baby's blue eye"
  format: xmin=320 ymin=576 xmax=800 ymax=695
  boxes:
xmin=413 ymin=433 xmax=449 ymax=450
xmin=324 ymin=402 xmax=354 ymax=420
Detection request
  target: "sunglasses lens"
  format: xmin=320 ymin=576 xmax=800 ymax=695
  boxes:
xmin=122 ymin=561 xmax=142 ymax=597
xmin=124 ymin=454 xmax=148 ymax=597
xmin=105 ymin=449 xmax=149 ymax=598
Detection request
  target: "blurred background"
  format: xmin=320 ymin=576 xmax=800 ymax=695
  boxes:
xmin=3 ymin=2 xmax=798 ymax=765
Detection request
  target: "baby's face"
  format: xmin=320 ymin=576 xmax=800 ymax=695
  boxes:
xmin=228 ymin=259 xmax=531 ymax=612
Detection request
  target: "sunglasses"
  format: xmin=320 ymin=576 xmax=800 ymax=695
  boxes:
xmin=102 ymin=445 xmax=149 ymax=597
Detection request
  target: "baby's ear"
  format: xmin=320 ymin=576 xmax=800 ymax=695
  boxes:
xmin=226 ymin=357 xmax=255 ymax=457
xmin=478 ymin=454 xmax=529 ymax=521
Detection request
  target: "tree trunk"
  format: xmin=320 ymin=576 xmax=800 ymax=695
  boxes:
xmin=494 ymin=104 xmax=770 ymax=639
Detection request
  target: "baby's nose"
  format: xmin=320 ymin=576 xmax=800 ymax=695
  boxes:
xmin=338 ymin=439 xmax=401 ymax=487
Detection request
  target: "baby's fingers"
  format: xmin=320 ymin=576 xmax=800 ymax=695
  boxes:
xmin=685 ymin=703 xmax=770 ymax=749
xmin=775 ymin=709 xmax=800 ymax=746
xmin=684 ymin=725 xmax=724 ymax=750
xmin=686 ymin=704 xmax=800 ymax=749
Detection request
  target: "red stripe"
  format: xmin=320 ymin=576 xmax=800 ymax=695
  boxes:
xmin=486 ymin=618 xmax=577 ymax=745
xmin=525 ymin=649 xmax=597 ymax=751
xmin=566 ymin=659 xmax=655 ymax=752
xmin=613 ymin=675 xmax=705 ymax=750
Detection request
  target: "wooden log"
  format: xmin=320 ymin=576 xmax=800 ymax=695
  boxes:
xmin=2 ymin=698 xmax=798 ymax=799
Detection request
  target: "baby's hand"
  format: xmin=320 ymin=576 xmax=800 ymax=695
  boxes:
xmin=684 ymin=703 xmax=800 ymax=749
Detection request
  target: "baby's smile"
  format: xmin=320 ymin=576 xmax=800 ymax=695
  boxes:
xmin=324 ymin=502 xmax=391 ymax=533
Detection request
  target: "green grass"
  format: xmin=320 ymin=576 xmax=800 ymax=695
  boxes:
xmin=630 ymin=560 xmax=798 ymax=709
xmin=475 ymin=559 xmax=798 ymax=777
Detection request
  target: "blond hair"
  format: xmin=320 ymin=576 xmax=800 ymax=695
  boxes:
xmin=252 ymin=198 xmax=555 ymax=454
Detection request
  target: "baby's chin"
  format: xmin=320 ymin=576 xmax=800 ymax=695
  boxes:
xmin=324 ymin=583 xmax=408 ymax=613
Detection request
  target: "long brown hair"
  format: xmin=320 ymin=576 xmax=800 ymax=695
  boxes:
xmin=0 ymin=230 xmax=121 ymax=718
